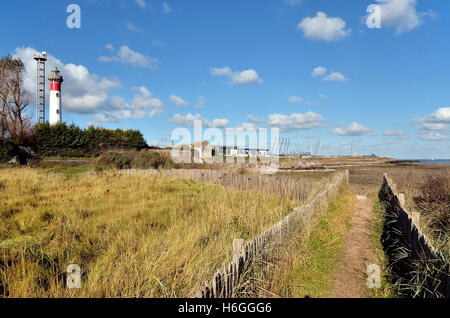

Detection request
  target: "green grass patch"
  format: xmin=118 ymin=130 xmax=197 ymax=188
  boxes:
xmin=44 ymin=164 xmax=93 ymax=176
xmin=365 ymin=193 xmax=397 ymax=298
xmin=262 ymin=186 xmax=355 ymax=298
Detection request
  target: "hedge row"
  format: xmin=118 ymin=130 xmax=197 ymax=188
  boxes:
xmin=0 ymin=137 xmax=14 ymax=162
xmin=95 ymin=150 xmax=173 ymax=171
xmin=34 ymin=123 xmax=148 ymax=157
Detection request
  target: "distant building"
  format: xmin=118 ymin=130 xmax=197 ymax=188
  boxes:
xmin=219 ymin=146 xmax=269 ymax=157
xmin=190 ymin=142 xmax=270 ymax=159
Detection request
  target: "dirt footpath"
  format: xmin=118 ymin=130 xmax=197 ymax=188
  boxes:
xmin=330 ymin=195 xmax=374 ymax=298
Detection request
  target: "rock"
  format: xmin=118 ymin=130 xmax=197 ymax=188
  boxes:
xmin=8 ymin=156 xmax=19 ymax=165
xmin=14 ymin=146 xmax=35 ymax=165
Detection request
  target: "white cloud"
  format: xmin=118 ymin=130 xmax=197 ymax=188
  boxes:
xmin=373 ymin=0 xmax=437 ymax=34
xmin=242 ymin=112 xmax=326 ymax=132
xmin=288 ymin=96 xmax=303 ymax=104
xmin=419 ymin=122 xmax=447 ymax=131
xmin=330 ymin=122 xmax=377 ymax=136
xmin=424 ymin=107 xmax=450 ymax=123
xmin=247 ymin=115 xmax=265 ymax=124
xmin=98 ymin=86 xmax=164 ymax=121
xmin=135 ymin=0 xmax=146 ymax=9
xmin=284 ymin=0 xmax=302 ymax=6
xmin=105 ymin=44 xmax=114 ymax=51
xmin=168 ymin=95 xmax=205 ymax=108
xmin=210 ymin=67 xmax=263 ymax=85
xmin=267 ymin=112 xmax=325 ymax=131
xmin=419 ymin=132 xmax=446 ymax=141
xmin=210 ymin=67 xmax=232 ymax=77
xmin=208 ymin=118 xmax=230 ymax=128
xmin=171 ymin=113 xmax=229 ymax=128
xmin=130 ymin=87 xmax=164 ymax=114
xmin=99 ymin=45 xmax=158 ymax=69
xmin=125 ymin=22 xmax=143 ymax=33
xmin=324 ymin=72 xmax=347 ymax=82
xmin=169 ymin=94 xmax=189 ymax=107
xmin=319 ymin=94 xmax=328 ymax=99
xmin=297 ymin=12 xmax=351 ymax=42
xmin=234 ymin=122 xmax=260 ymax=132
xmin=232 ymin=70 xmax=262 ymax=84
xmin=14 ymin=47 xmax=122 ymax=114
xmin=163 ymin=2 xmax=172 ymax=14
xmin=311 ymin=67 xmax=347 ymax=82
xmin=171 ymin=113 xmax=201 ymax=127
xmin=414 ymin=107 xmax=450 ymax=132
xmin=312 ymin=67 xmax=327 ymax=77
xmin=194 ymin=96 xmax=206 ymax=108
xmin=90 ymin=113 xmax=118 ymax=123
xmin=384 ymin=129 xmax=408 ymax=136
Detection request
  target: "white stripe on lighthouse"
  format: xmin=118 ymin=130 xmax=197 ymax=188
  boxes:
xmin=49 ymin=88 xmax=61 ymax=125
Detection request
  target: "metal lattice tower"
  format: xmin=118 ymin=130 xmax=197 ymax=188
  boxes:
xmin=33 ymin=52 xmax=47 ymax=124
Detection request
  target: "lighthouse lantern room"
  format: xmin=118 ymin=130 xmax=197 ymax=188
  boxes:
xmin=48 ymin=67 xmax=63 ymax=125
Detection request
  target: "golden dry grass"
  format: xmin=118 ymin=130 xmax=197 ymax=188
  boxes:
xmin=0 ymin=168 xmax=308 ymax=298
xmin=386 ymin=168 xmax=450 ymax=255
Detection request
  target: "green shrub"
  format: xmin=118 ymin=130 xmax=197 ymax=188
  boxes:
xmin=34 ymin=123 xmax=148 ymax=157
xmin=95 ymin=151 xmax=137 ymax=171
xmin=0 ymin=138 xmax=14 ymax=162
xmin=131 ymin=150 xmax=173 ymax=169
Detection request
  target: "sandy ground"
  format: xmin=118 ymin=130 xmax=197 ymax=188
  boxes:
xmin=331 ymin=195 xmax=374 ymax=298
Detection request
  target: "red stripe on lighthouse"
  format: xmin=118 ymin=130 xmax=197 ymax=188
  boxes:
xmin=50 ymin=82 xmax=61 ymax=91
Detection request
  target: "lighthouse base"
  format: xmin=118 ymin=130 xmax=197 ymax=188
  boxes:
xmin=49 ymin=90 xmax=62 ymax=125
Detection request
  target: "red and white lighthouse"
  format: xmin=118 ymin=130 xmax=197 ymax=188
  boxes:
xmin=48 ymin=67 xmax=63 ymax=125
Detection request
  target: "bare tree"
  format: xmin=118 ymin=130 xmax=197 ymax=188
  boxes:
xmin=0 ymin=54 xmax=32 ymax=144
xmin=0 ymin=55 xmax=11 ymax=137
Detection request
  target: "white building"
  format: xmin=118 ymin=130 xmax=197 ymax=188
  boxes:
xmin=221 ymin=146 xmax=269 ymax=157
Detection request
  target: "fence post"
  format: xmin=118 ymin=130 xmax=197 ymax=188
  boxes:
xmin=398 ymin=193 xmax=405 ymax=207
xmin=412 ymin=212 xmax=420 ymax=227
xmin=233 ymin=239 xmax=244 ymax=263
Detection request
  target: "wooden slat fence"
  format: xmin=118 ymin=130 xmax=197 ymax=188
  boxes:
xmin=122 ymin=168 xmax=338 ymax=202
xmin=379 ymin=174 xmax=449 ymax=298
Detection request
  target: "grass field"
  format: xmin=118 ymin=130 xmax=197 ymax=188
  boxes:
xmin=344 ymin=164 xmax=449 ymax=195
xmin=0 ymin=168 xmax=305 ymax=297
xmin=1 ymin=160 xmax=447 ymax=298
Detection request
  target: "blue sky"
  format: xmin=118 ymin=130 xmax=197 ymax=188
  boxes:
xmin=2 ymin=0 xmax=450 ymax=158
